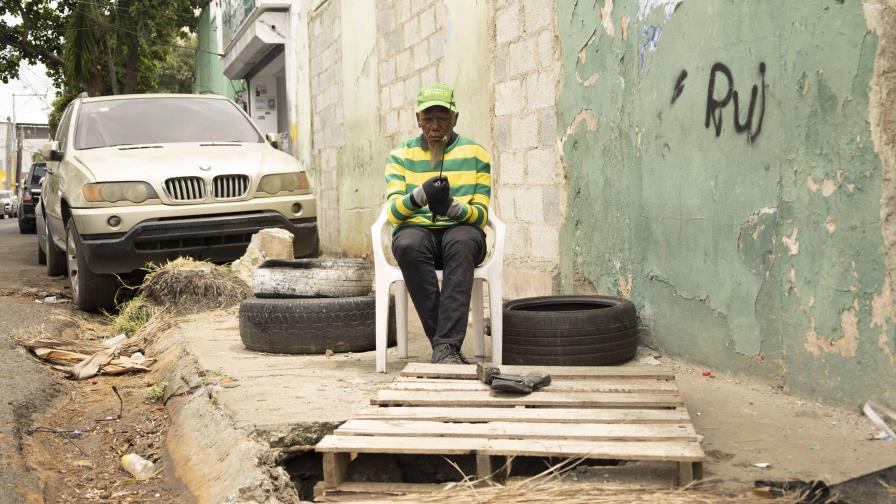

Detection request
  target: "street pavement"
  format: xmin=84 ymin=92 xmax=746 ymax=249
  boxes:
xmin=0 ymin=217 xmax=67 ymax=504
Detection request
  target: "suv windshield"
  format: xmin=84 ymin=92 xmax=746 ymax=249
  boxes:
xmin=74 ymin=97 xmax=263 ymax=150
xmin=29 ymin=164 xmax=46 ymax=185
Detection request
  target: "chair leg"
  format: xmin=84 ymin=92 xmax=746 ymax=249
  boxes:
xmin=489 ymin=279 xmax=502 ymax=365
xmin=396 ymin=281 xmax=408 ymax=359
xmin=472 ymin=279 xmax=484 ymax=358
xmin=375 ymin=285 xmax=391 ymax=373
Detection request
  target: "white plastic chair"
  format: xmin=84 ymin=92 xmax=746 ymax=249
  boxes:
xmin=371 ymin=206 xmax=506 ymax=373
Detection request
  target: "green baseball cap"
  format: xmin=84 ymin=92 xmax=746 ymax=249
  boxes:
xmin=416 ymin=83 xmax=457 ymax=112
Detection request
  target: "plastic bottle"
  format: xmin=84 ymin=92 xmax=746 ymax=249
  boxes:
xmin=120 ymin=453 xmax=156 ymax=480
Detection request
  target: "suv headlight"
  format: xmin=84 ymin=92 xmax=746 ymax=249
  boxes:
xmin=83 ymin=182 xmax=159 ymax=203
xmin=257 ymin=172 xmax=310 ymax=195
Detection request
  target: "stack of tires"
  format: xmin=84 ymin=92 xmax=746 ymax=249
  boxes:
xmin=502 ymin=295 xmax=639 ymax=366
xmin=239 ymin=259 xmax=395 ymax=354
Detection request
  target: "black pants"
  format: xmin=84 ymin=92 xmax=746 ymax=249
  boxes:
xmin=392 ymin=224 xmax=487 ymax=349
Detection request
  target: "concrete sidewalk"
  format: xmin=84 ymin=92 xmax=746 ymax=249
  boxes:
xmin=151 ymin=307 xmax=896 ymax=502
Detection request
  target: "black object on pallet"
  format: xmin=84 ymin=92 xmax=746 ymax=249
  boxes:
xmin=239 ymin=295 xmax=396 ymax=354
xmin=502 ymin=295 xmax=639 ymax=366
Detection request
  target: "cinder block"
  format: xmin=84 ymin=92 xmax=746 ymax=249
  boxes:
xmin=404 ymin=18 xmax=419 ymax=48
xmin=386 ymin=111 xmax=399 ymax=135
xmin=539 ymin=108 xmax=557 ymax=146
xmin=377 ymin=7 xmax=395 ymax=33
xmin=503 ymin=266 xmax=558 ymax=298
xmin=524 ymin=0 xmax=552 ymax=33
xmin=499 ymin=151 xmax=526 ymax=185
xmin=414 ymin=43 xmax=429 ymax=71
xmin=399 ymin=109 xmax=414 ymax=133
xmin=380 ymin=86 xmax=391 ymax=111
xmin=419 ymin=6 xmax=435 ymax=37
xmin=429 ymin=36 xmax=446 ymax=63
xmin=495 ymin=79 xmax=522 ymax=117
xmin=529 ymin=223 xmax=559 ymax=260
xmin=391 ymin=82 xmax=404 ymax=111
xmin=538 ymin=29 xmax=555 ymax=69
xmin=420 ymin=65 xmax=437 ymax=87
xmin=495 ymin=187 xmax=516 ymax=219
xmin=509 ymin=37 xmax=537 ymax=77
xmin=526 ymin=71 xmax=556 ymax=109
xmin=380 ymin=58 xmax=396 ymax=85
xmin=496 ymin=3 xmax=521 ymax=45
xmin=494 ymin=115 xmax=511 ymax=149
xmin=525 ymin=148 xmax=556 ymax=184
xmin=511 ymin=112 xmax=539 ymax=149
xmin=404 ymin=75 xmax=421 ymax=105
xmin=397 ymin=49 xmax=413 ymax=78
xmin=505 ymin=222 xmax=530 ymax=257
xmin=542 ymin=186 xmax=565 ymax=224
xmin=514 ymin=186 xmax=544 ymax=223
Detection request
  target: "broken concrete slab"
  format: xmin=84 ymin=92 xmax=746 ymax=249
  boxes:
xmin=231 ymin=229 xmax=296 ymax=288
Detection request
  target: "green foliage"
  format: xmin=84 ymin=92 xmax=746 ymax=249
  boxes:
xmin=31 ymin=150 xmax=44 ymax=163
xmin=0 ymin=0 xmax=208 ymax=124
xmin=146 ymin=382 xmax=167 ymax=403
xmin=111 ymin=295 xmax=153 ymax=336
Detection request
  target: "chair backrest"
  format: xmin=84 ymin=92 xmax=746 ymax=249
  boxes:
xmin=370 ymin=205 xmax=506 ymax=272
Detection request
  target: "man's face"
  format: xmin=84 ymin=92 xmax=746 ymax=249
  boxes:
xmin=416 ymin=106 xmax=458 ymax=148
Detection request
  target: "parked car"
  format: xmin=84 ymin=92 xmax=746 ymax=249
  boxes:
xmin=17 ymin=162 xmax=46 ymax=233
xmin=38 ymin=93 xmax=319 ymax=311
xmin=0 ymin=190 xmax=16 ymax=218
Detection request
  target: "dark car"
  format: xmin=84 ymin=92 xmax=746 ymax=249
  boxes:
xmin=17 ymin=162 xmax=45 ymax=233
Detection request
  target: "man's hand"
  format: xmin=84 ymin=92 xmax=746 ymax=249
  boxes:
xmin=423 ymin=176 xmax=451 ymax=215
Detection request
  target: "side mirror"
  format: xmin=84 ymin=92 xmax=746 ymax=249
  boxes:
xmin=41 ymin=141 xmax=63 ymax=162
xmin=265 ymin=133 xmax=280 ymax=149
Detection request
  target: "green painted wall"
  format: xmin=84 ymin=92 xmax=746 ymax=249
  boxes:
xmin=556 ymin=0 xmax=895 ymax=405
xmin=194 ymin=5 xmax=244 ymax=101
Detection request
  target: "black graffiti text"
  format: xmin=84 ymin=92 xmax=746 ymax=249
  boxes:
xmin=704 ymin=62 xmax=766 ymax=144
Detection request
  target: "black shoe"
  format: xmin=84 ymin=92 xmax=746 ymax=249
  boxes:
xmin=455 ymin=348 xmax=471 ymax=364
xmin=431 ymin=344 xmax=464 ymax=364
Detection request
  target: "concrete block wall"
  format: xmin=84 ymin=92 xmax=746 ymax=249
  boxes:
xmin=376 ymin=0 xmax=446 ymax=145
xmin=491 ymin=0 xmax=565 ymax=298
xmin=309 ymin=0 xmax=344 ymax=253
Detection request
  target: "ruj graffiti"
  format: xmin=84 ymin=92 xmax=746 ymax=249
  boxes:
xmin=704 ymin=62 xmax=767 ymax=144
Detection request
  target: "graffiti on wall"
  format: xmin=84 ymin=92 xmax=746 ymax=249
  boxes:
xmin=671 ymin=62 xmax=767 ymax=144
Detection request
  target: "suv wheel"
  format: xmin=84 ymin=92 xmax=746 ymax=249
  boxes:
xmin=18 ymin=211 xmax=34 ymax=234
xmin=66 ymin=221 xmax=118 ymax=312
xmin=45 ymin=215 xmax=66 ymax=277
xmin=37 ymin=239 xmax=46 ymax=265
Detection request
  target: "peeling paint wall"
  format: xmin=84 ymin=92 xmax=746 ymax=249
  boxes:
xmin=556 ymin=0 xmax=896 ymax=405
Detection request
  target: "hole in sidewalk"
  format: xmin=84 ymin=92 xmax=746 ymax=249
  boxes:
xmin=283 ymin=452 xmax=323 ymax=501
xmin=281 ymin=453 xmax=624 ymax=496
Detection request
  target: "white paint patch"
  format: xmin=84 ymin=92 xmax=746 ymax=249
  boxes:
xmin=576 ymin=71 xmax=599 ymax=87
xmin=782 ymin=228 xmax=800 ymax=256
xmin=600 ymin=0 xmax=615 ymax=37
xmin=825 ymin=217 xmax=837 ymax=234
xmin=637 ymin=0 xmax=684 ymax=22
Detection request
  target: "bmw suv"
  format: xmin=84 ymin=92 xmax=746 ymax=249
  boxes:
xmin=39 ymin=93 xmax=319 ymax=311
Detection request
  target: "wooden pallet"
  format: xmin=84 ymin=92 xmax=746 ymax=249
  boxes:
xmin=315 ymin=363 xmax=704 ymax=497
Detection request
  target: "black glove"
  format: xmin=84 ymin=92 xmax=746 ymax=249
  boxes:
xmin=422 ymin=176 xmax=451 ymax=216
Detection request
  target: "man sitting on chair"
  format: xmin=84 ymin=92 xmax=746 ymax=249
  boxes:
xmin=384 ymin=83 xmax=492 ymax=364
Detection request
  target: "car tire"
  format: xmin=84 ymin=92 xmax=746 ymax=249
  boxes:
xmin=66 ymin=220 xmax=119 ymax=312
xmin=239 ymin=295 xmax=396 ymax=354
xmin=18 ymin=212 xmax=34 ymax=234
xmin=502 ymin=295 xmax=639 ymax=366
xmin=37 ymin=239 xmax=46 ymax=265
xmin=45 ymin=216 xmax=66 ymax=277
xmin=252 ymin=259 xmax=372 ymax=298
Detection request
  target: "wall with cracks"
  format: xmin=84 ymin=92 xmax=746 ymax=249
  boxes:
xmin=556 ymin=0 xmax=896 ymax=405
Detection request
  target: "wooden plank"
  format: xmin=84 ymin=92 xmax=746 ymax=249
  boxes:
xmin=392 ymin=378 xmax=680 ymax=393
xmin=316 ymin=435 xmax=704 ymax=462
xmin=373 ymin=390 xmax=683 ymax=408
xmin=354 ymin=406 xmax=692 ymax=424
xmin=322 ymin=453 xmax=350 ymax=488
xmin=400 ymin=363 xmax=675 ymax=380
xmin=476 ymin=454 xmax=508 ymax=483
xmin=336 ymin=419 xmax=698 ymax=441
xmin=317 ymin=481 xmax=451 ymax=497
xmin=677 ymin=461 xmax=694 ymax=486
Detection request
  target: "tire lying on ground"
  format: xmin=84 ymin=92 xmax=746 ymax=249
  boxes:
xmin=239 ymin=295 xmax=396 ymax=354
xmin=502 ymin=295 xmax=639 ymax=366
xmin=253 ymin=258 xmax=372 ymax=298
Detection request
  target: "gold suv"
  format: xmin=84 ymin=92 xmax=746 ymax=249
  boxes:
xmin=38 ymin=93 xmax=318 ymax=311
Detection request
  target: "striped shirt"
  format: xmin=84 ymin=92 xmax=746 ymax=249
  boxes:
xmin=385 ymin=134 xmax=491 ymax=229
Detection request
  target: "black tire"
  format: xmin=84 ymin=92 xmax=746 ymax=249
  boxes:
xmin=66 ymin=220 xmax=119 ymax=312
xmin=502 ymin=295 xmax=639 ymax=366
xmin=37 ymin=239 xmax=46 ymax=265
xmin=18 ymin=212 xmax=34 ymax=234
xmin=253 ymin=259 xmax=372 ymax=298
xmin=239 ymin=295 xmax=396 ymax=354
xmin=45 ymin=217 xmax=66 ymax=277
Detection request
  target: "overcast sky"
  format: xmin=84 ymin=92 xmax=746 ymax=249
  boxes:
xmin=0 ymin=62 xmax=57 ymax=125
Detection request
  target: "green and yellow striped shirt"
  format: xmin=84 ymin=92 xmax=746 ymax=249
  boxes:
xmin=385 ymin=134 xmax=491 ymax=229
